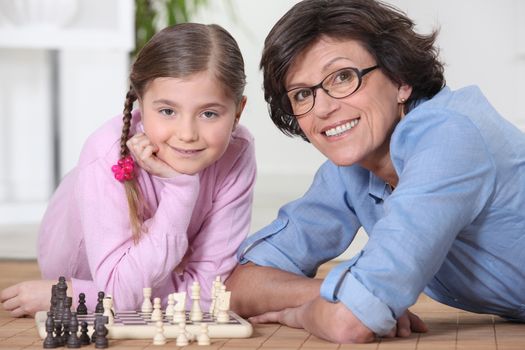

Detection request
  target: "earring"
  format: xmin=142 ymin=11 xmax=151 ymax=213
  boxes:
xmin=399 ymin=97 xmax=406 ymax=104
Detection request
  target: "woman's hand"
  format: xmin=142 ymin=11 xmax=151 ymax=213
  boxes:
xmin=126 ymin=133 xmax=179 ymax=178
xmin=0 ymin=280 xmax=62 ymax=317
xmin=248 ymin=300 xmax=427 ymax=343
xmin=384 ymin=309 xmax=428 ymax=338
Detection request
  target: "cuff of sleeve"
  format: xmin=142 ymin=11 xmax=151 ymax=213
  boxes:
xmin=71 ymin=278 xmax=100 ymax=312
xmin=320 ymin=255 xmax=396 ymax=336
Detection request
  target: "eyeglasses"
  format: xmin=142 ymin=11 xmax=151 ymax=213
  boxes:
xmin=280 ymin=65 xmax=378 ymax=117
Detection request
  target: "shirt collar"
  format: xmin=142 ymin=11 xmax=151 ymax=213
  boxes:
xmin=368 ymin=171 xmax=392 ymax=202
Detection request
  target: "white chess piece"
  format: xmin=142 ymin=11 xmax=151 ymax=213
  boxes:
xmin=176 ymin=322 xmax=189 ymax=347
xmin=102 ymin=297 xmax=114 ymax=325
xmin=216 ymin=290 xmax=231 ymax=323
xmin=151 ymin=297 xmax=162 ymax=321
xmin=153 ymin=320 xmax=166 ymax=346
xmin=172 ymin=292 xmax=186 ymax=324
xmin=197 ymin=323 xmax=211 ymax=346
xmin=214 ymin=285 xmax=226 ymax=317
xmin=209 ymin=276 xmax=221 ymax=314
xmin=165 ymin=293 xmax=175 ymax=316
xmin=190 ymin=281 xmax=203 ymax=321
xmin=141 ymin=287 xmax=153 ymax=313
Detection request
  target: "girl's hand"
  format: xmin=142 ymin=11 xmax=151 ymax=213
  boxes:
xmin=0 ymin=280 xmax=63 ymax=317
xmin=126 ymin=133 xmax=179 ymax=178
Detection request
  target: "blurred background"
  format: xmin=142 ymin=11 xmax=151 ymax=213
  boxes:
xmin=0 ymin=0 xmax=524 ymax=259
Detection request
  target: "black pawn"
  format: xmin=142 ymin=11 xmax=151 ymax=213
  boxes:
xmin=95 ymin=291 xmax=105 ymax=314
xmin=76 ymin=293 xmax=88 ymax=315
xmin=94 ymin=316 xmax=109 ymax=349
xmin=79 ymin=321 xmax=91 ymax=346
xmin=43 ymin=311 xmax=57 ymax=348
xmin=66 ymin=312 xmax=81 ymax=348
xmin=54 ymin=320 xmax=64 ymax=347
xmin=91 ymin=317 xmax=98 ymax=344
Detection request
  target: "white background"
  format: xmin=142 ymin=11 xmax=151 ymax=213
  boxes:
xmin=0 ymin=0 xmax=524 ymax=258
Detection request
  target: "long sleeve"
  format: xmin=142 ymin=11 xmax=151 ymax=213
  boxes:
xmin=74 ymin=159 xmax=200 ymax=310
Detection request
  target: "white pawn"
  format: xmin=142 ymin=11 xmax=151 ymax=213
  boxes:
xmin=165 ymin=293 xmax=175 ymax=317
xmin=141 ymin=287 xmax=153 ymax=313
xmin=151 ymin=297 xmax=162 ymax=321
xmin=153 ymin=320 xmax=166 ymax=346
xmin=103 ymin=297 xmax=114 ymax=325
xmin=197 ymin=323 xmax=211 ymax=346
xmin=172 ymin=292 xmax=186 ymax=324
xmin=190 ymin=281 xmax=203 ymax=321
xmin=216 ymin=290 xmax=231 ymax=324
xmin=176 ymin=322 xmax=189 ymax=347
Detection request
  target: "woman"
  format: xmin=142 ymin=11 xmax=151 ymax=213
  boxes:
xmin=225 ymin=0 xmax=525 ymax=344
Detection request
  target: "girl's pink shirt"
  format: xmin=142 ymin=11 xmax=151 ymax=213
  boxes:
xmin=37 ymin=111 xmax=256 ymax=311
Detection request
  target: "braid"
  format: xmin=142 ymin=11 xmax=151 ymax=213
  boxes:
xmin=119 ymin=87 xmax=147 ymax=243
xmin=120 ymin=88 xmax=137 ymax=158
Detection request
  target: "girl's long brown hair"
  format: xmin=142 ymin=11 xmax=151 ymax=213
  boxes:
xmin=119 ymin=23 xmax=246 ymax=242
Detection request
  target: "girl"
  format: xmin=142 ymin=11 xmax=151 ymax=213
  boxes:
xmin=0 ymin=23 xmax=256 ymax=316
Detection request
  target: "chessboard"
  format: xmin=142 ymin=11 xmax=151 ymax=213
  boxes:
xmin=35 ymin=309 xmax=253 ymax=339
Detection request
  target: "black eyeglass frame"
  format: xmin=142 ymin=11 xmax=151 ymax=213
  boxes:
xmin=280 ymin=65 xmax=379 ymax=117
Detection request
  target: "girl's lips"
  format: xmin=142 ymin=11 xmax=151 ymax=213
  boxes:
xmin=321 ymin=118 xmax=360 ymax=137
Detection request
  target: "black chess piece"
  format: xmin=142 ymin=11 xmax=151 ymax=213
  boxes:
xmin=43 ymin=311 xmax=57 ymax=349
xmin=79 ymin=321 xmax=91 ymax=346
xmin=66 ymin=312 xmax=81 ymax=348
xmin=50 ymin=285 xmax=57 ymax=314
xmin=94 ymin=316 xmax=109 ymax=349
xmin=54 ymin=320 xmax=64 ymax=347
xmin=95 ymin=291 xmax=105 ymax=314
xmin=91 ymin=317 xmax=98 ymax=344
xmin=61 ymin=297 xmax=72 ymax=345
xmin=76 ymin=292 xmax=88 ymax=315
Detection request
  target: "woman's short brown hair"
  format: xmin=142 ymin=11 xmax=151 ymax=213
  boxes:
xmin=260 ymin=0 xmax=445 ymax=141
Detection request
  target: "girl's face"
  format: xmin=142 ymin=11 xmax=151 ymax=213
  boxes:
xmin=285 ymin=37 xmax=412 ymax=171
xmin=139 ymin=72 xmax=245 ymax=175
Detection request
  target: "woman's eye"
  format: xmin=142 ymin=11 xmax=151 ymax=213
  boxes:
xmin=202 ymin=111 xmax=218 ymax=119
xmin=293 ymin=89 xmax=312 ymax=102
xmin=334 ymin=70 xmax=354 ymax=84
xmin=160 ymin=108 xmax=175 ymax=117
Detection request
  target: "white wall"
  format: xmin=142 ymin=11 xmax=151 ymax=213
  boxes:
xmin=0 ymin=0 xmax=524 ymax=258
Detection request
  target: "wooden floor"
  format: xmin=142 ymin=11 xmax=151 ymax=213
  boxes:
xmin=0 ymin=260 xmax=523 ymax=349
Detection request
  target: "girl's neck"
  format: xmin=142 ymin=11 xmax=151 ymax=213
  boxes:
xmin=359 ymin=143 xmax=398 ymax=189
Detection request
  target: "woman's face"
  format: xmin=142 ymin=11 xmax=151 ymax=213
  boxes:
xmin=285 ymin=37 xmax=412 ymax=169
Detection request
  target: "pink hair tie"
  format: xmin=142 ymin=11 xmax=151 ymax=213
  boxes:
xmin=111 ymin=156 xmax=135 ymax=182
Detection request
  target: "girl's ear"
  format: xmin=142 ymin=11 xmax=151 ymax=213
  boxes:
xmin=234 ymin=96 xmax=247 ymax=128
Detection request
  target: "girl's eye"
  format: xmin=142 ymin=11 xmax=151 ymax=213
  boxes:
xmin=202 ymin=111 xmax=218 ymax=119
xmin=160 ymin=108 xmax=175 ymax=117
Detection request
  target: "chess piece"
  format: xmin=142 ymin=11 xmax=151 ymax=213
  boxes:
xmin=175 ymin=322 xmax=189 ymax=347
xmin=66 ymin=312 xmax=81 ymax=348
xmin=197 ymin=323 xmax=211 ymax=346
xmin=54 ymin=320 xmax=64 ymax=347
xmin=214 ymin=285 xmax=226 ymax=317
xmin=209 ymin=276 xmax=221 ymax=314
xmin=216 ymin=290 xmax=231 ymax=323
xmin=79 ymin=321 xmax=91 ymax=346
xmin=165 ymin=293 xmax=175 ymax=316
xmin=50 ymin=284 xmax=57 ymax=314
xmin=103 ymin=297 xmax=114 ymax=325
xmin=95 ymin=291 xmax=105 ymax=314
xmin=141 ymin=287 xmax=153 ymax=313
xmin=61 ymin=297 xmax=73 ymax=345
xmin=152 ymin=320 xmax=166 ymax=346
xmin=172 ymin=292 xmax=186 ymax=324
xmin=151 ymin=297 xmax=162 ymax=321
xmin=90 ymin=317 xmax=98 ymax=344
xmin=43 ymin=311 xmax=57 ymax=349
xmin=94 ymin=316 xmax=109 ymax=348
xmin=190 ymin=281 xmax=203 ymax=321
xmin=76 ymin=293 xmax=88 ymax=315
